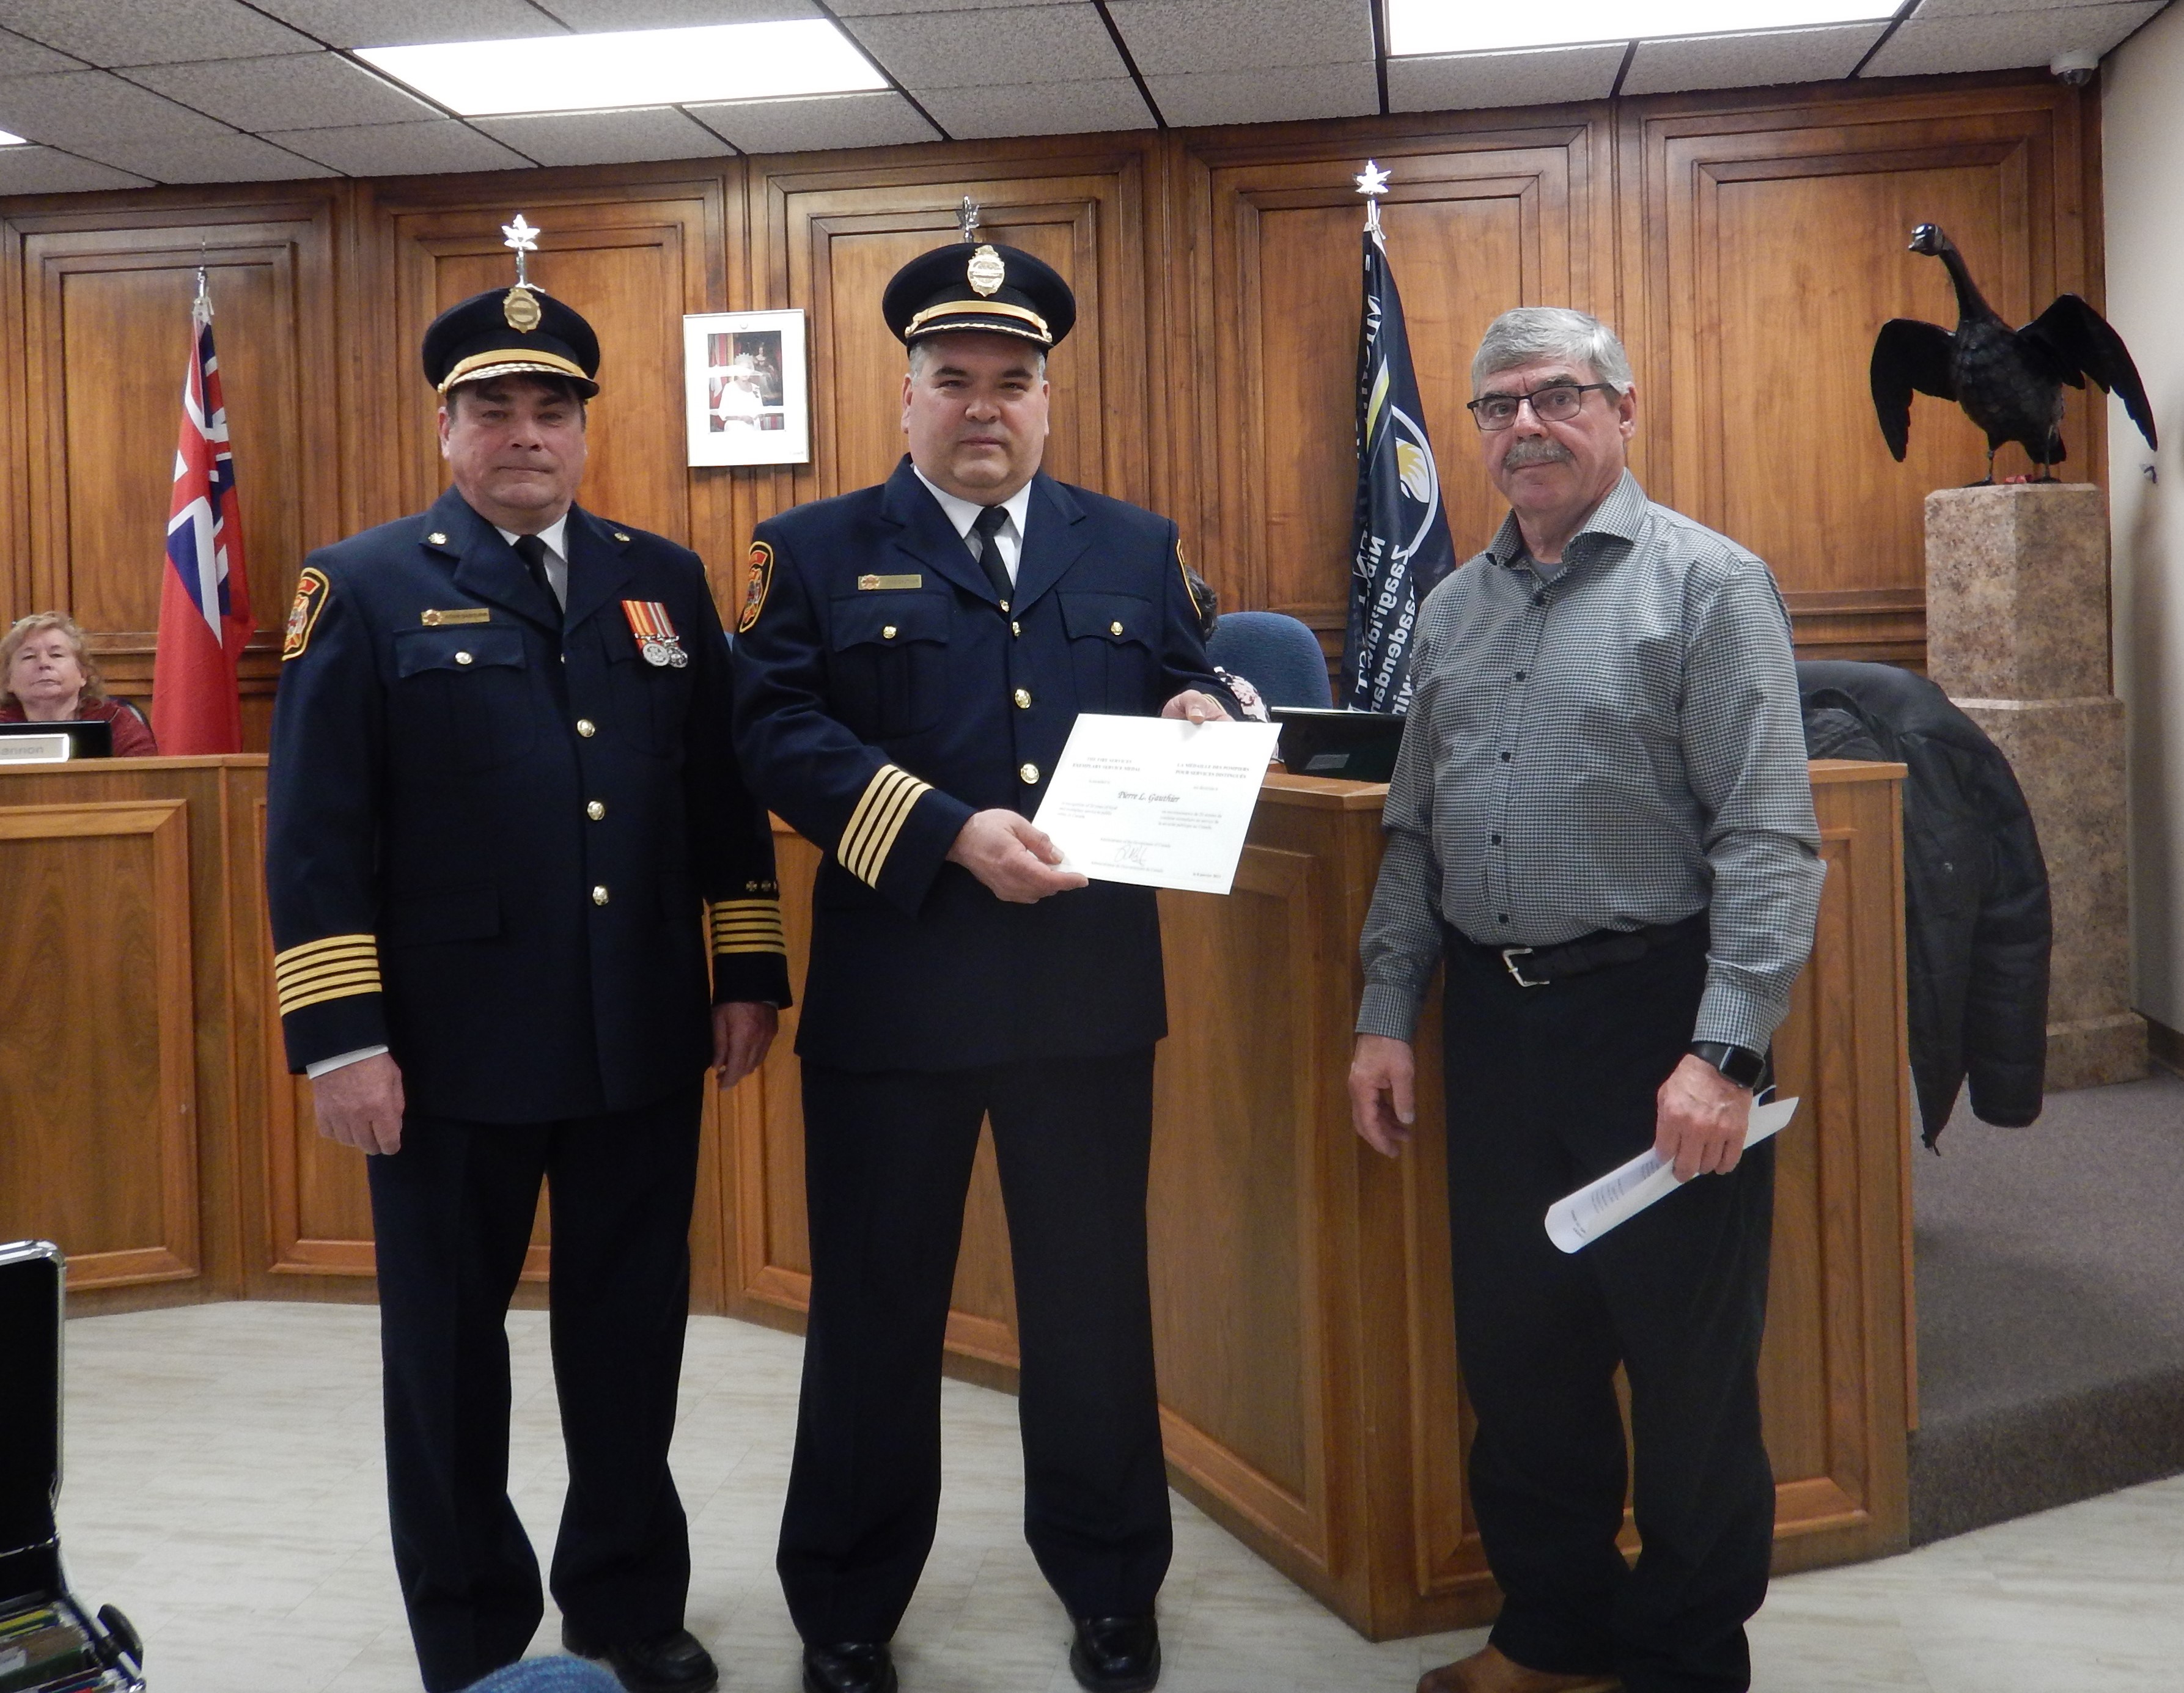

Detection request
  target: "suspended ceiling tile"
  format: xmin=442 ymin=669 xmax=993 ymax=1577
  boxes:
xmin=844 ymin=4 xmax=1122 ymax=89
xmin=915 ymin=76 xmax=1151 ymax=138
xmin=685 ymin=88 xmax=937 ymax=151
xmin=0 ymin=28 xmax=81 ymax=78
xmin=0 ymin=68 xmax=234 ymax=147
xmin=260 ymin=117 xmax=532 ymax=175
xmin=472 ymin=106 xmax=732 ymax=164
xmin=1864 ymin=0 xmax=2160 ymax=75
xmin=1144 ymin=61 xmax=1377 ymax=126
xmin=0 ymin=143 xmax=149 ymax=191
xmin=830 ymin=0 xmax=1084 ymax=13
xmin=1620 ymin=23 xmax=1887 ymax=95
xmin=1917 ymin=0 xmax=2149 ymax=13
xmin=86 ymin=129 xmax=339 ymax=182
xmin=1105 ymin=0 xmax=1374 ymax=74
xmin=247 ymin=0 xmax=564 ymax=50
xmin=1387 ymin=43 xmax=1623 ymax=112
xmin=0 ymin=0 xmax=317 ymax=67
xmin=128 ymin=52 xmax=439 ymax=131
xmin=550 ymin=1 xmax=821 ymax=23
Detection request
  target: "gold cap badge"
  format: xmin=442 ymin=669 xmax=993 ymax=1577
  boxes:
xmin=966 ymin=244 xmax=1006 ymax=298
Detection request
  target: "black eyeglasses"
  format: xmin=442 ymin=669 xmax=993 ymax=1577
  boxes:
xmin=1466 ymin=382 xmax=1616 ymax=431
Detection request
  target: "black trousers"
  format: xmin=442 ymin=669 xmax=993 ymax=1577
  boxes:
xmin=366 ymin=1081 xmax=704 ymax=1693
xmin=1439 ymin=926 xmax=1775 ymax=1693
xmin=778 ymin=1051 xmax=1173 ymax=1644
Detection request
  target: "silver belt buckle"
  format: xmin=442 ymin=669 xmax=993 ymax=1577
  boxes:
xmin=1501 ymin=946 xmax=1546 ymax=987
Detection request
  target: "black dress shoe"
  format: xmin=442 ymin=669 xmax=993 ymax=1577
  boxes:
xmin=803 ymin=1641 xmax=898 ymax=1693
xmin=560 ymin=1621 xmax=719 ymax=1693
xmin=1070 ymin=1615 xmax=1160 ymax=1693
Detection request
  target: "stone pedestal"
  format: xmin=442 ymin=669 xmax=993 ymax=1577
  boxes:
xmin=1925 ymin=483 xmax=2146 ymax=1091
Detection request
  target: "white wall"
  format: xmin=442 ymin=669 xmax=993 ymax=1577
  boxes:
xmin=2103 ymin=0 xmax=2184 ymax=1035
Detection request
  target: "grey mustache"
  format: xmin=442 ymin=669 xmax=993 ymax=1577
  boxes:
xmin=1502 ymin=439 xmax=1574 ymax=468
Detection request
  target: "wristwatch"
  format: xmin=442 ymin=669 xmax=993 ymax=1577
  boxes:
xmin=1688 ymin=1041 xmax=1767 ymax=1092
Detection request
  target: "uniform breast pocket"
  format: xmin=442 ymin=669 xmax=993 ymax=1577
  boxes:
xmin=391 ymin=625 xmax=536 ymax=772
xmin=601 ymin=624 xmax=698 ymax=757
xmin=1059 ymin=592 xmax=1155 ymax=709
xmin=828 ymin=592 xmax=952 ymax=738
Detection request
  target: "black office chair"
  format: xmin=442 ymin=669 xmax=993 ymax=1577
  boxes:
xmin=0 ymin=1240 xmax=145 ymax=1692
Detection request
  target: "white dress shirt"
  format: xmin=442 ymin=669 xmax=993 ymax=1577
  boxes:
xmin=913 ymin=467 xmax=1032 ymax=584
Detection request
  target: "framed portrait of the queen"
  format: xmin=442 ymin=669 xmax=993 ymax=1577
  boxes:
xmin=683 ymin=308 xmax=809 ymax=466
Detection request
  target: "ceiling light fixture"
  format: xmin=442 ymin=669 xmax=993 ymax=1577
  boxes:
xmin=356 ymin=20 xmax=886 ymax=118
xmin=0 ymin=129 xmax=27 ymax=145
xmin=1386 ymin=0 xmax=1897 ymax=56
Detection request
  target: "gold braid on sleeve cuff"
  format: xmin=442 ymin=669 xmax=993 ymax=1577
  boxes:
xmin=274 ymin=933 xmax=381 ymax=1016
xmin=837 ymin=764 xmax=933 ymax=889
xmin=710 ymin=897 xmax=786 ymax=957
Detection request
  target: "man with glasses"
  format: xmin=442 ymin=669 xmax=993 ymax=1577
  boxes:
xmin=1347 ymin=307 xmax=1823 ymax=1693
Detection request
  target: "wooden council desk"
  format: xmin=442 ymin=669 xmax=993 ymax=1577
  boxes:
xmin=0 ymin=756 xmax=1910 ymax=1638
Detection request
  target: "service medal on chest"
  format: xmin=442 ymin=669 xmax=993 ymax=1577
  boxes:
xmin=622 ymin=598 xmax=689 ymax=668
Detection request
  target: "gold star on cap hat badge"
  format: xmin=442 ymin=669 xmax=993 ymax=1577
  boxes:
xmin=501 ymin=213 xmax=542 ymax=331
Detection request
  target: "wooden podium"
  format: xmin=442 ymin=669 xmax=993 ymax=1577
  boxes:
xmin=0 ymin=756 xmax=1911 ymax=1639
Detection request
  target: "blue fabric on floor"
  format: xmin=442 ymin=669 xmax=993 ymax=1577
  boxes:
xmin=462 ymin=1658 xmax=622 ymax=1692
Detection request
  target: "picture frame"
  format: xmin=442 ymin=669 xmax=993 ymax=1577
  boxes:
xmin=683 ymin=309 xmax=809 ymax=466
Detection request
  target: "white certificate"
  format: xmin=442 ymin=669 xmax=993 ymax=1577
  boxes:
xmin=1543 ymin=1096 xmax=1799 ymax=1254
xmin=1032 ymin=713 xmax=1282 ymax=894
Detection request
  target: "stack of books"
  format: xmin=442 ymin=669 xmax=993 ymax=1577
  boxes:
xmin=0 ymin=1599 xmax=107 ymax=1693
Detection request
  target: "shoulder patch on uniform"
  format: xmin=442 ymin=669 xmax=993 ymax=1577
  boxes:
xmin=737 ymin=540 xmax=775 ymax=634
xmin=1177 ymin=537 xmax=1208 ymax=622
xmin=282 ymin=568 xmax=331 ymax=661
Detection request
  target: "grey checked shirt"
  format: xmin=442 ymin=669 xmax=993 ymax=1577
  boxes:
xmin=1356 ymin=471 xmax=1824 ymax=1054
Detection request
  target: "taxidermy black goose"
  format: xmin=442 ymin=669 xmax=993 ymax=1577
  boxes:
xmin=1869 ymin=222 xmax=2157 ymax=483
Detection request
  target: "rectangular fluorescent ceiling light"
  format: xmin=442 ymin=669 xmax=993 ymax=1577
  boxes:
xmin=356 ymin=20 xmax=886 ymax=117
xmin=0 ymin=129 xmax=25 ymax=145
xmin=1388 ymin=0 xmax=1897 ymax=56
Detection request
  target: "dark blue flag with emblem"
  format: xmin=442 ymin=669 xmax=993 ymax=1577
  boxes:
xmin=1341 ymin=170 xmax=1456 ymax=713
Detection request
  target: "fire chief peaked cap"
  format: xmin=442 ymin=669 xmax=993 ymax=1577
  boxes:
xmin=422 ymin=286 xmax=601 ymax=399
xmin=881 ymin=240 xmax=1076 ymax=350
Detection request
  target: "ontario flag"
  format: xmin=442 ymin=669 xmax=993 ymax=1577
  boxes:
xmin=152 ymin=281 xmax=252 ymax=754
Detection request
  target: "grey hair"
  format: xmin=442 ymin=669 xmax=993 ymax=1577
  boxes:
xmin=1471 ymin=307 xmax=1633 ymax=395
xmin=907 ymin=337 xmax=1046 ymax=380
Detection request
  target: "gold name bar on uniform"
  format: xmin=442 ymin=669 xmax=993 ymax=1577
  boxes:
xmin=421 ymin=607 xmax=492 ymax=626
xmin=273 ymin=932 xmax=383 ymax=1016
xmin=710 ymin=898 xmax=786 ymax=955
xmin=857 ymin=574 xmax=923 ymax=591
xmin=839 ymin=765 xmax=932 ymax=889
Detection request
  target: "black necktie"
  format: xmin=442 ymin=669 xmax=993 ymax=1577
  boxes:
xmin=512 ymin=532 xmax=558 ymax=608
xmin=967 ymin=504 xmax=1012 ymax=603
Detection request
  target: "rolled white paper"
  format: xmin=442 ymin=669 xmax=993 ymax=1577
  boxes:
xmin=1544 ymin=1096 xmax=1800 ymax=1254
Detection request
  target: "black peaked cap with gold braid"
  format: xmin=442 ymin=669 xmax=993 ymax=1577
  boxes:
xmin=422 ymin=286 xmax=601 ymax=398
xmin=881 ymin=240 xmax=1076 ymax=349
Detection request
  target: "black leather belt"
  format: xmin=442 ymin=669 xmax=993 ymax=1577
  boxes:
xmin=1473 ymin=912 xmax=1708 ymax=988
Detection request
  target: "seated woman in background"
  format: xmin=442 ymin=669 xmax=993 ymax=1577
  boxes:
xmin=0 ymin=612 xmax=159 ymax=755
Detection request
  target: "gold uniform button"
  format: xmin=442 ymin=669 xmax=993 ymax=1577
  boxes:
xmin=1011 ymin=620 xmax=1022 ymax=637
xmin=1013 ymin=688 xmax=1032 ymax=709
xmin=1020 ymin=762 xmax=1040 ymax=784
xmin=1110 ymin=620 xmax=1124 ymax=636
xmin=455 ymin=650 xmax=473 ymax=664
xmin=998 ymin=599 xmax=1010 ymax=614
xmin=883 ymin=625 xmax=897 ymax=640
xmin=576 ymin=718 xmax=597 ymax=737
xmin=614 ymin=531 xmax=631 ymax=542
xmin=586 ymin=800 xmax=606 ymax=821
xmin=427 ymin=532 xmax=447 ymax=545
xmin=592 ymin=885 xmax=610 ymax=906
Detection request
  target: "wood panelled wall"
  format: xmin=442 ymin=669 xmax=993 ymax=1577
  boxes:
xmin=0 ymin=70 xmax=2100 ymax=737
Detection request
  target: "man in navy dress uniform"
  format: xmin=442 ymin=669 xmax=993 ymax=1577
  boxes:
xmin=732 ymin=235 xmax=1240 ymax=1693
xmin=265 ymin=226 xmax=790 ymax=1693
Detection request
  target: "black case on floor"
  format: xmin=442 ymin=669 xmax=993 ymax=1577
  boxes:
xmin=0 ymin=1241 xmax=144 ymax=1693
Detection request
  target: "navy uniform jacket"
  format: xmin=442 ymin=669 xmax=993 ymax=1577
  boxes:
xmin=266 ymin=485 xmax=790 ymax=1124
xmin=732 ymin=457 xmax=1232 ymax=1073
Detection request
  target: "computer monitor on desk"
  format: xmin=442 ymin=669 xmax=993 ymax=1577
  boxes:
xmin=0 ymin=720 xmax=112 ymax=763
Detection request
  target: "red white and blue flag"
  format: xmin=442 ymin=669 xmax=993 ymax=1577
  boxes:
xmin=152 ymin=279 xmax=252 ymax=754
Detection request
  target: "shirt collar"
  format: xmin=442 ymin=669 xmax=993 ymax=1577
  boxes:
xmin=494 ymin=512 xmax=571 ymax=559
xmin=1486 ymin=469 xmax=1647 ymax=571
xmin=913 ymin=465 xmax=1034 ymax=543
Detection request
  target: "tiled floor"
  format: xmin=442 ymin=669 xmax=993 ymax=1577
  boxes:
xmin=46 ymin=1302 xmax=2184 ymax=1692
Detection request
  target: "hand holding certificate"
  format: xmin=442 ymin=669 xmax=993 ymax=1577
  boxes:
xmin=1033 ymin=713 xmax=1281 ymax=895
xmin=1544 ymin=1096 xmax=1799 ymax=1253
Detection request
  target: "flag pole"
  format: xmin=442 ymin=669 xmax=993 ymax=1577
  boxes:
xmin=1356 ymin=157 xmax=1390 ymax=234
